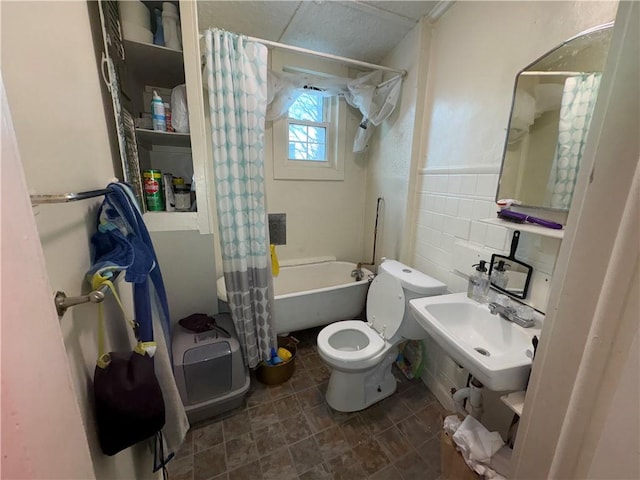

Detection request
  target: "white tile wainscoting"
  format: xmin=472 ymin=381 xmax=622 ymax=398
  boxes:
xmin=411 ymin=165 xmax=560 ymax=313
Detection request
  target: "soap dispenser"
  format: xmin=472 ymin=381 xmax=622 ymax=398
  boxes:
xmin=491 ymin=260 xmax=509 ymax=289
xmin=467 ymin=260 xmax=490 ymax=302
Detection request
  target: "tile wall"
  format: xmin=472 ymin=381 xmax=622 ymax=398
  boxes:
xmin=411 ymin=167 xmax=560 ymax=311
xmin=413 ymin=170 xmax=504 ymax=290
xmin=409 ymin=167 xmax=562 ymax=433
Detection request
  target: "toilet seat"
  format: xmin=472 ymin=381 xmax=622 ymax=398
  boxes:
xmin=367 ymin=273 xmax=405 ymax=340
xmin=317 ymin=321 xmax=386 ymax=364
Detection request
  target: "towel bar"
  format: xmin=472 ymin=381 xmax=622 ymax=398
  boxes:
xmin=31 ymin=188 xmax=113 ymax=205
xmin=55 ymin=273 xmax=120 ymax=317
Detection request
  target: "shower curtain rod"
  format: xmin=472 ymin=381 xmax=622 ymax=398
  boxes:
xmin=200 ymin=30 xmax=407 ymax=77
xmin=520 ymin=71 xmax=592 ymax=76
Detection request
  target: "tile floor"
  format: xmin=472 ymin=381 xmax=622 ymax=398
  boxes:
xmin=168 ymin=328 xmax=446 ymax=480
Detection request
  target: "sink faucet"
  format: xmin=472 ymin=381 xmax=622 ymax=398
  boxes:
xmin=488 ymin=302 xmax=535 ymax=328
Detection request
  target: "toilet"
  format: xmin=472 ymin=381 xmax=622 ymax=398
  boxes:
xmin=317 ymin=259 xmax=446 ymax=412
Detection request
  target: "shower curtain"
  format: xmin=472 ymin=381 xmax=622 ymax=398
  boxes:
xmin=204 ymin=28 xmax=276 ymax=367
xmin=547 ymin=73 xmax=602 ymax=209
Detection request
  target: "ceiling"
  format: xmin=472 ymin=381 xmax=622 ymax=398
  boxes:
xmin=196 ymin=1 xmax=453 ymax=64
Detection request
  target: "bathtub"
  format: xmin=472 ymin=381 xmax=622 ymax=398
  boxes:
xmin=216 ymin=258 xmax=373 ymax=334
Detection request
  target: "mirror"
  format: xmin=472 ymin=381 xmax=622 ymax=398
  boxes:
xmin=489 ymin=231 xmax=532 ymax=299
xmin=497 ymin=23 xmax=614 ymax=212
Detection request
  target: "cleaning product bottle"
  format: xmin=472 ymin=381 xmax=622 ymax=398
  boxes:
xmin=164 ymin=102 xmax=173 ymax=132
xmin=491 ymin=260 xmax=509 ymax=289
xmin=269 ymin=347 xmax=282 ymax=365
xmin=270 ymin=244 xmax=280 ymax=277
xmin=467 ymin=260 xmax=490 ymax=302
xmin=151 ymin=90 xmax=166 ymax=131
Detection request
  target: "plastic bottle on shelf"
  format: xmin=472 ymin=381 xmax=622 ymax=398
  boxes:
xmin=151 ymin=90 xmax=166 ymax=131
xmin=164 ymin=102 xmax=173 ymax=132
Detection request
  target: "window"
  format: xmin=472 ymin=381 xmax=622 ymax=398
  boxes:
xmin=288 ymin=91 xmax=328 ymax=162
xmin=272 ymin=52 xmax=347 ymax=181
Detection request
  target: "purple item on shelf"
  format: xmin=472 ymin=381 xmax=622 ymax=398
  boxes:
xmin=498 ymin=209 xmax=564 ymax=230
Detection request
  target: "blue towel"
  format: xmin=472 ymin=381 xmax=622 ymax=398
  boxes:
xmin=88 ymin=183 xmax=172 ymax=351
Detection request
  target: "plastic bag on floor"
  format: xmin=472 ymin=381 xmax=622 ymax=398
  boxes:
xmin=451 ymin=415 xmax=506 ymax=479
xmin=444 ymin=414 xmax=462 ymax=436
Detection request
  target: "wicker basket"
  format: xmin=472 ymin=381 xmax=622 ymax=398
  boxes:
xmin=255 ymin=336 xmax=298 ymax=385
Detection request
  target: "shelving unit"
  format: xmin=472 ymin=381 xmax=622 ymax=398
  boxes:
xmin=481 ymin=217 xmax=564 ymax=239
xmin=501 ymin=390 xmax=526 ymax=416
xmin=136 ymin=128 xmax=191 ymax=148
xmin=122 ymin=32 xmax=195 ymax=232
xmin=142 ymin=211 xmax=198 ymax=232
xmin=98 ymin=0 xmax=211 ymax=234
xmin=123 ymin=40 xmax=185 ymax=87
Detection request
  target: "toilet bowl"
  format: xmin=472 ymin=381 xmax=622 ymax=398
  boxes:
xmin=317 ymin=259 xmax=446 ymax=412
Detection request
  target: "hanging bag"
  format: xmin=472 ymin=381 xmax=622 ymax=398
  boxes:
xmin=92 ymin=275 xmax=166 ymax=456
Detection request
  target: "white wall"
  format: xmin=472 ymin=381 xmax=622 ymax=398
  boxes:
xmin=1 ymin=2 xmax=157 ymax=478
xmin=263 ymin=57 xmax=368 ymax=264
xmin=364 ymin=19 xmax=431 ymax=265
xmin=404 ymin=1 xmax=618 ymax=433
xmin=151 ymin=231 xmax=218 ymax=325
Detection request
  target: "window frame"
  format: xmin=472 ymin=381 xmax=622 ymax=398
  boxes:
xmin=287 ymin=90 xmax=331 ymax=163
xmin=271 ymin=52 xmax=347 ymax=181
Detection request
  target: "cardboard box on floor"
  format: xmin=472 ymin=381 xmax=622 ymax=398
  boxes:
xmin=441 ymin=415 xmax=481 ymax=480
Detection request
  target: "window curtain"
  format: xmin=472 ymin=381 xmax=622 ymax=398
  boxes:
xmin=204 ymin=28 xmax=276 ymax=367
xmin=547 ymin=73 xmax=602 ymax=210
xmin=266 ymin=70 xmax=403 ymax=152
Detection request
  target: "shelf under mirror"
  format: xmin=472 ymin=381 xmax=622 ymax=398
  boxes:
xmin=481 ymin=217 xmax=564 ymax=239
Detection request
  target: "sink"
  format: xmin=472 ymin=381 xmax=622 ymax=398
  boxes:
xmin=409 ymin=292 xmax=542 ymax=391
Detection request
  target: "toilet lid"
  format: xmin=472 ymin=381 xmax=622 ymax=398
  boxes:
xmin=367 ymin=272 xmax=405 ymax=340
xmin=318 ymin=320 xmax=385 ymax=364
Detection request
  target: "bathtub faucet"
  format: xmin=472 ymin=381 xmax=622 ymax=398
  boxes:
xmin=351 ymin=263 xmax=365 ymax=282
xmin=352 ymin=262 xmax=377 ymax=282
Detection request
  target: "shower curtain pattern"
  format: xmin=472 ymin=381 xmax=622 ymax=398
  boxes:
xmin=548 ymin=73 xmax=602 ymax=209
xmin=205 ymin=28 xmax=276 ymax=367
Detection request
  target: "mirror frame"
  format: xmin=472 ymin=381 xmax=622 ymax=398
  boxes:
xmin=488 ymin=230 xmax=533 ymax=299
xmin=495 ymin=22 xmax=615 ymax=213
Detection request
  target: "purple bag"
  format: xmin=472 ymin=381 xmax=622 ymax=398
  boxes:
xmin=92 ymin=278 xmax=165 ymax=456
xmin=94 ymin=352 xmax=165 ymax=456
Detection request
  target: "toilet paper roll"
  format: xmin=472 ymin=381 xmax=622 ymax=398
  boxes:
xmin=162 ymin=2 xmax=179 ymax=16
xmin=162 ymin=12 xmax=182 ymax=51
xmin=119 ymin=0 xmax=151 ymax=30
xmin=122 ymin=21 xmax=153 ymax=44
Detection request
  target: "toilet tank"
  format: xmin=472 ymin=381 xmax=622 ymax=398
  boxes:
xmin=379 ymin=260 xmax=446 ymax=339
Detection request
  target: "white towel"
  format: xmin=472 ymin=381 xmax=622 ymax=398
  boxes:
xmin=151 ymin=287 xmax=189 ymax=460
xmin=513 ymin=89 xmax=536 ymax=127
xmin=534 ymin=83 xmax=564 ymax=117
